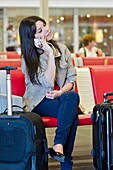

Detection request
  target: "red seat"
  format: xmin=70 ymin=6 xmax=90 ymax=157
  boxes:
xmin=89 ymin=65 xmax=113 ymax=104
xmin=78 ymin=114 xmax=92 ymax=125
xmin=82 ymin=57 xmax=105 ymax=66
xmin=42 ymin=114 xmax=92 ymax=128
xmin=42 ymin=117 xmax=58 ymax=127
xmin=0 ymin=52 xmax=20 ymax=59
xmin=0 ymin=59 xmax=21 ymax=68
xmin=11 ymin=69 xmax=26 ymax=97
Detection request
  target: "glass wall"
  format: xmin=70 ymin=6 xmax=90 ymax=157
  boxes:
xmin=2 ymin=8 xmax=74 ymax=53
xmin=1 ymin=7 xmax=113 ymax=55
xmin=7 ymin=8 xmax=39 ymax=28
xmin=2 ymin=8 xmax=39 ymax=52
xmin=49 ymin=8 xmax=73 ymax=52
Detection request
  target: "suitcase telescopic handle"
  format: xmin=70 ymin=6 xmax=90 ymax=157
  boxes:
xmin=0 ymin=66 xmax=17 ymax=116
xmin=0 ymin=66 xmax=17 ymax=72
xmin=104 ymin=92 xmax=113 ymax=102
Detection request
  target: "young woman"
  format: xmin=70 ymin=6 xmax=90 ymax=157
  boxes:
xmin=19 ymin=16 xmax=79 ymax=170
xmin=6 ymin=24 xmax=18 ymax=51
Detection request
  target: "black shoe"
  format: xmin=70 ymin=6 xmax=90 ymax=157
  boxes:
xmin=48 ymin=148 xmax=65 ymax=162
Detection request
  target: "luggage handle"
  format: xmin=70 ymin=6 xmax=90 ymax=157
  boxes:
xmin=104 ymin=92 xmax=113 ymax=102
xmin=0 ymin=66 xmax=17 ymax=72
xmin=3 ymin=105 xmax=24 ymax=113
xmin=0 ymin=66 xmax=17 ymax=116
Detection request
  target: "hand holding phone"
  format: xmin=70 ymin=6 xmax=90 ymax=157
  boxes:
xmin=46 ymin=91 xmax=54 ymax=99
xmin=46 ymin=96 xmax=54 ymax=99
xmin=34 ymin=38 xmax=43 ymax=48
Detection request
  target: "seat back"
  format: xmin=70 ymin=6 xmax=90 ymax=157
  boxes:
xmin=0 ymin=69 xmax=25 ymax=97
xmin=89 ymin=65 xmax=113 ymax=104
xmin=0 ymin=59 xmax=21 ymax=68
xmin=11 ymin=69 xmax=26 ymax=96
xmin=82 ymin=57 xmax=105 ymax=66
xmin=106 ymin=56 xmax=113 ymax=65
xmin=0 ymin=69 xmax=25 ymax=113
xmin=0 ymin=52 xmax=20 ymax=59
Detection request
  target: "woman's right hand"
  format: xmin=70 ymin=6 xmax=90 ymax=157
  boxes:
xmin=34 ymin=37 xmax=53 ymax=56
xmin=46 ymin=90 xmax=63 ymax=99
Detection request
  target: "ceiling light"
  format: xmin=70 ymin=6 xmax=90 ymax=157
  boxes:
xmin=87 ymin=14 xmax=91 ymax=18
xmin=107 ymin=14 xmax=111 ymax=18
xmin=60 ymin=16 xmax=64 ymax=21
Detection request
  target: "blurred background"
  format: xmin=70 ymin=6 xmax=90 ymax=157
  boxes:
xmin=1 ymin=0 xmax=113 ymax=56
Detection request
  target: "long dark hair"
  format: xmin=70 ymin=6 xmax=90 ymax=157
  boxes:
xmin=19 ymin=16 xmax=61 ymax=85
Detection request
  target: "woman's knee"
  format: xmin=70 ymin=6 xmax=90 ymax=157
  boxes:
xmin=67 ymin=91 xmax=80 ymax=105
xmin=60 ymin=91 xmax=80 ymax=105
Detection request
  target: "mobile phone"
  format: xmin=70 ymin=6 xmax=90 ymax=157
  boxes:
xmin=34 ymin=38 xmax=38 ymax=43
xmin=34 ymin=38 xmax=43 ymax=48
xmin=34 ymin=38 xmax=44 ymax=55
xmin=46 ymin=96 xmax=54 ymax=99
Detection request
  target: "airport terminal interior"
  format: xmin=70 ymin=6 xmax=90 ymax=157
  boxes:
xmin=0 ymin=0 xmax=113 ymax=169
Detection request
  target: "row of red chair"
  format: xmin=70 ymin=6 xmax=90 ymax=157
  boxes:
xmin=0 ymin=52 xmax=20 ymax=59
xmin=1 ymin=54 xmax=113 ymax=127
xmin=1 ymin=52 xmax=113 ymax=66
xmin=2 ymin=53 xmax=113 ymax=70
xmin=71 ymin=55 xmax=113 ymax=66
xmin=82 ymin=57 xmax=113 ymax=66
xmin=0 ymin=52 xmax=21 ymax=68
xmin=10 ymin=65 xmax=113 ymax=127
xmin=0 ymin=59 xmax=21 ymax=68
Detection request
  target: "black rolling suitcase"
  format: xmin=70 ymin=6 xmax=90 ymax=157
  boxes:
xmin=91 ymin=92 xmax=113 ymax=170
xmin=0 ymin=66 xmax=48 ymax=170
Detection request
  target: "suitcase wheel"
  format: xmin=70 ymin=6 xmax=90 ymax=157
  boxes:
xmin=91 ymin=113 xmax=97 ymax=123
xmin=101 ymin=151 xmax=105 ymax=159
xmin=91 ymin=148 xmax=96 ymax=158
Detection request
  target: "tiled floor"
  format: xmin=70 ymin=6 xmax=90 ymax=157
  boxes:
xmin=46 ymin=125 xmax=95 ymax=170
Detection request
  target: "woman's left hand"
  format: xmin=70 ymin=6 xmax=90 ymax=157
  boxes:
xmin=46 ymin=90 xmax=63 ymax=99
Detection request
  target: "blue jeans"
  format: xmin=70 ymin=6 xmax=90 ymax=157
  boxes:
xmin=32 ymin=91 xmax=79 ymax=170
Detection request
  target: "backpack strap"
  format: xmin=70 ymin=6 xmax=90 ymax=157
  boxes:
xmin=83 ymin=47 xmax=86 ymax=57
xmin=41 ymin=130 xmax=48 ymax=165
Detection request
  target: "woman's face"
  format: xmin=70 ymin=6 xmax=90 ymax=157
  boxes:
xmin=34 ymin=20 xmax=53 ymax=41
xmin=89 ymin=40 xmax=95 ymax=48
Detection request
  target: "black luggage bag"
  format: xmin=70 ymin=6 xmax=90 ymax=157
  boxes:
xmin=0 ymin=66 xmax=48 ymax=170
xmin=91 ymin=92 xmax=113 ymax=170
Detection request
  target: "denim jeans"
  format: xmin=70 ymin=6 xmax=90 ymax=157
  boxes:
xmin=33 ymin=91 xmax=79 ymax=170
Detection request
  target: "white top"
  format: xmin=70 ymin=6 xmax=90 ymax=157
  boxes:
xmin=6 ymin=29 xmax=18 ymax=48
xmin=78 ymin=46 xmax=98 ymax=57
